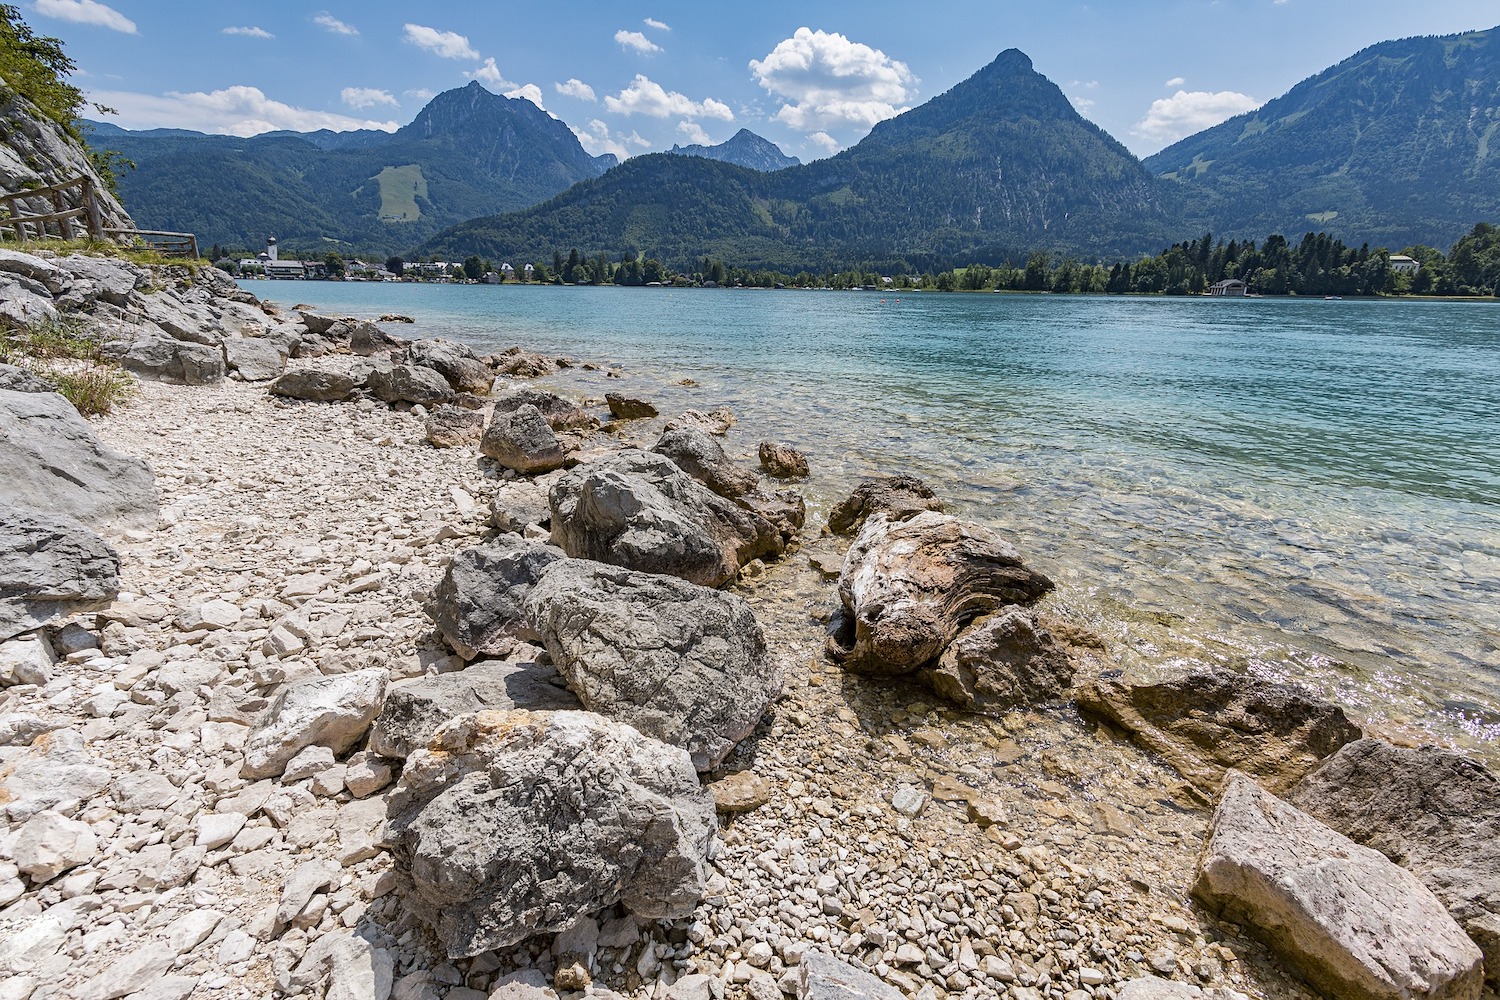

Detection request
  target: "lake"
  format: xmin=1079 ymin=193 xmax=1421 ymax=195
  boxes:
xmin=250 ymin=280 xmax=1500 ymax=756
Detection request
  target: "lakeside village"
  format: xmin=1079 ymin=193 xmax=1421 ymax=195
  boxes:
xmin=221 ymin=224 xmax=1500 ymax=299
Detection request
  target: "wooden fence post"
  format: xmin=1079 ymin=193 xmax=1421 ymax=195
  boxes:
xmin=83 ymin=178 xmax=104 ymax=240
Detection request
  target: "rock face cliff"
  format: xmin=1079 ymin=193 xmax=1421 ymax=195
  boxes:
xmin=0 ymin=83 xmax=132 ymax=233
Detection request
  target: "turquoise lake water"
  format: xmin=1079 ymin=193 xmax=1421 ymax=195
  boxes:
xmin=252 ymin=280 xmax=1500 ymax=754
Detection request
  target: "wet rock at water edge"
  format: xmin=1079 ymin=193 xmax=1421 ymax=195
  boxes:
xmin=652 ymin=427 xmax=759 ymax=498
xmin=927 ymin=606 xmax=1075 ymax=713
xmin=383 ymin=709 xmax=716 ymax=958
xmin=605 ymin=393 xmax=658 ymax=419
xmin=827 ymin=475 xmax=944 ymax=535
xmin=758 ymin=441 xmax=809 ymax=479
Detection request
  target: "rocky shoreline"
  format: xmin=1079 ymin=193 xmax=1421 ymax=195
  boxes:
xmin=1 ymin=247 xmax=1496 ymax=1000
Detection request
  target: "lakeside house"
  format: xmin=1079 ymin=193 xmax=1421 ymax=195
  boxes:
xmin=1208 ymin=278 xmax=1248 ymax=297
xmin=1389 ymin=254 xmax=1421 ymax=274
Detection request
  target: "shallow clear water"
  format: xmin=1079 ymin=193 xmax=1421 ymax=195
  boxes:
xmin=254 ymin=280 xmax=1500 ymax=754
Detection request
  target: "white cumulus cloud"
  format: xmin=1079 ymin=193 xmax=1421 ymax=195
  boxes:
xmin=341 ymin=87 xmax=398 ymax=110
xmin=223 ymin=26 xmax=273 ymax=40
xmin=615 ymin=29 xmax=661 ymax=54
xmin=1164 ymin=76 xmax=1186 ymax=87
xmin=808 ymin=131 xmax=839 ymax=154
xmin=677 ymin=120 xmax=711 ymax=145
xmin=644 ymin=18 xmax=670 ymax=31
xmin=313 ymin=13 xmax=357 ymax=36
xmin=1133 ymin=89 xmax=1261 ymax=145
xmin=555 ymin=78 xmax=596 ymax=102
xmin=571 ymin=119 xmax=650 ymax=161
xmin=506 ymin=84 xmax=545 ymax=109
xmin=404 ymin=88 xmax=436 ymax=102
xmin=85 ymin=85 xmax=399 ymax=137
xmin=33 ymin=0 xmax=135 ymax=33
xmin=404 ymin=23 xmax=479 ymax=60
xmin=750 ymin=27 xmax=915 ymax=134
xmin=467 ymin=57 xmax=513 ymax=88
xmin=604 ymin=75 xmax=732 ymax=121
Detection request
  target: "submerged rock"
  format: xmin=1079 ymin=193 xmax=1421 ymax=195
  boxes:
xmin=828 ymin=511 xmax=1053 ymax=675
xmin=1075 ymin=667 xmax=1362 ymax=796
xmin=1193 ymin=772 xmax=1482 ymax=1000
xmin=527 ymin=559 xmax=782 ymax=771
xmin=1290 ymin=739 xmax=1500 ymax=984
xmin=384 ymin=710 xmax=715 ymax=957
xmin=548 ymin=449 xmax=782 ymax=588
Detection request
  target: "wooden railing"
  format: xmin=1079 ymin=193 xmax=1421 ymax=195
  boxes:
xmin=2 ymin=176 xmax=199 ymax=258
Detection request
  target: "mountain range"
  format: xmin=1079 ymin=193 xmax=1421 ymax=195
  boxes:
xmin=87 ymin=24 xmax=1500 ymax=268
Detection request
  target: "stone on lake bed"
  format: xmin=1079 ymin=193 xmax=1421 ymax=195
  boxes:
xmin=757 ymin=441 xmax=808 ymax=479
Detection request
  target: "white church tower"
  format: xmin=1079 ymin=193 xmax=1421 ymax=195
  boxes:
xmin=267 ymin=234 xmax=279 ymax=262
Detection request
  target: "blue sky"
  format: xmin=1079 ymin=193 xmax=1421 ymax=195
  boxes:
xmin=29 ymin=0 xmax=1499 ymax=160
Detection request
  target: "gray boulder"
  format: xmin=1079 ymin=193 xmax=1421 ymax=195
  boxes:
xmin=367 ymin=364 xmax=454 ymax=407
xmin=605 ymin=393 xmax=658 ymax=419
xmin=1 ymin=511 xmax=119 ymax=642
xmin=652 ymin=427 xmax=759 ymax=498
xmin=299 ymin=312 xmax=345 ymax=336
xmin=406 ymin=340 xmax=493 ymax=395
xmin=526 ymin=559 xmax=782 ymax=771
xmin=347 ymin=321 xmax=405 ymax=356
xmin=490 ymin=475 xmax=558 ymax=535
xmin=1075 ymin=667 xmax=1362 ymax=796
xmin=0 ymin=271 xmax=58 ymax=327
xmin=368 ymin=660 xmax=580 ymax=759
xmin=424 ymin=404 xmax=486 ymax=448
xmin=827 ymin=511 xmax=1053 ymax=675
xmin=1290 ymin=739 xmax=1500 ymax=984
xmin=481 ymin=404 xmax=565 ymax=475
xmin=110 ymin=334 xmax=224 ymax=384
xmin=0 ymin=364 xmax=55 ymax=393
xmin=827 ymin=475 xmax=943 ymax=535
xmin=270 ymin=369 xmax=360 ymax=403
xmin=1194 ymin=772 xmax=1483 ymax=1000
xmin=758 ymin=441 xmax=809 ymax=479
xmin=738 ymin=488 xmax=806 ymax=548
xmin=0 ymin=388 xmax=157 ymax=530
xmin=798 ymin=951 xmax=905 ymax=1000
xmin=0 ymin=728 xmax=112 ymax=822
xmin=549 ymin=449 xmax=782 ymax=588
xmin=384 ymin=710 xmax=716 ymax=957
xmin=425 ymin=537 xmax=568 ymax=659
xmin=927 ymin=608 xmax=1074 ymax=713
xmin=223 ymin=336 xmax=286 ymax=382
xmin=241 ymin=669 xmax=389 ymax=779
xmin=492 ymin=388 xmax=592 ymax=431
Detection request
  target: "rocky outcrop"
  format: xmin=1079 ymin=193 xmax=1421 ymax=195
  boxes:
xmin=1289 ymin=740 xmax=1500 ymax=983
xmin=1075 ymin=667 xmax=1362 ymax=796
xmin=367 ymin=364 xmax=453 ymax=407
xmin=425 ymin=537 xmax=567 ymax=660
xmin=927 ymin=608 xmax=1075 ymax=713
xmin=492 ymin=388 xmax=592 ymax=431
xmin=652 ymin=428 xmax=759 ymax=498
xmin=526 ymin=559 xmax=782 ymax=771
xmin=827 ymin=476 xmax=943 ymax=535
xmin=0 ymin=87 xmax=133 ymax=231
xmin=0 ymin=511 xmax=119 ymax=641
xmin=241 ymin=669 xmax=389 ymax=779
xmin=0 ymin=387 xmax=158 ymax=531
xmin=481 ymin=404 xmax=566 ymax=475
xmin=828 ymin=511 xmax=1053 ymax=675
xmin=383 ymin=710 xmax=716 ymax=957
xmin=109 ymin=334 xmax=225 ymax=385
xmin=605 ymin=393 xmax=657 ymax=419
xmin=405 ymin=340 xmax=493 ymax=395
xmin=758 ymin=441 xmax=809 ymax=479
xmin=548 ymin=450 xmax=782 ymax=588
xmin=1193 ymin=773 xmax=1483 ymax=1000
xmin=368 ymin=660 xmax=580 ymax=759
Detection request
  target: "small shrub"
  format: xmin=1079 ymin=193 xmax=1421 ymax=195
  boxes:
xmin=1 ymin=316 xmax=133 ymax=416
xmin=42 ymin=364 xmax=134 ymax=416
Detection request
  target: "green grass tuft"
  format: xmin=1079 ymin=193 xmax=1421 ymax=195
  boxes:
xmin=1 ymin=315 xmax=134 ymax=416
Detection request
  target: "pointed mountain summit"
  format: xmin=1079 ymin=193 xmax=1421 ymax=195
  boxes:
xmin=668 ymin=129 xmax=799 ymax=171
xmin=1146 ymin=25 xmax=1500 ymax=248
xmin=90 ymin=82 xmax=610 ymax=254
xmin=421 ymin=49 xmax=1175 ymax=270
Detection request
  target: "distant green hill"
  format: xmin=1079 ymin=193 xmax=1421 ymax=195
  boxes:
xmin=84 ymin=82 xmax=614 ymax=255
xmin=1144 ymin=25 xmax=1500 ymax=249
xmin=418 ymin=51 xmax=1178 ymax=272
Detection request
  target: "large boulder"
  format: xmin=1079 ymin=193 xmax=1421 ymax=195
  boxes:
xmin=526 ymin=560 xmax=782 ymax=771
xmin=110 ymin=334 xmax=225 ymax=384
xmin=480 ymin=404 xmax=565 ymax=475
xmin=492 ymin=388 xmax=592 ymax=431
xmin=0 ymin=511 xmax=119 ymax=642
xmin=652 ymin=428 xmax=759 ymax=498
xmin=241 ymin=669 xmax=389 ymax=779
xmin=424 ymin=404 xmax=486 ymax=448
xmin=369 ymin=660 xmax=580 ymax=759
xmin=406 ymin=340 xmax=494 ymax=395
xmin=1193 ymin=772 xmax=1483 ymax=1000
xmin=0 ymin=388 xmax=157 ymax=530
xmin=367 ymin=364 xmax=454 ymax=407
xmin=347 ymin=321 xmax=405 ymax=357
xmin=383 ymin=710 xmax=716 ymax=957
xmin=223 ymin=336 xmax=286 ymax=382
xmin=1289 ymin=740 xmax=1500 ymax=983
xmin=827 ymin=475 xmax=943 ymax=535
xmin=270 ymin=369 xmax=361 ymax=403
xmin=1075 ymin=667 xmax=1362 ymax=796
xmin=827 ymin=511 xmax=1053 ymax=675
xmin=425 ymin=537 xmax=568 ymax=659
xmin=927 ymin=607 xmax=1075 ymax=712
xmin=549 ymin=450 xmax=782 ymax=588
